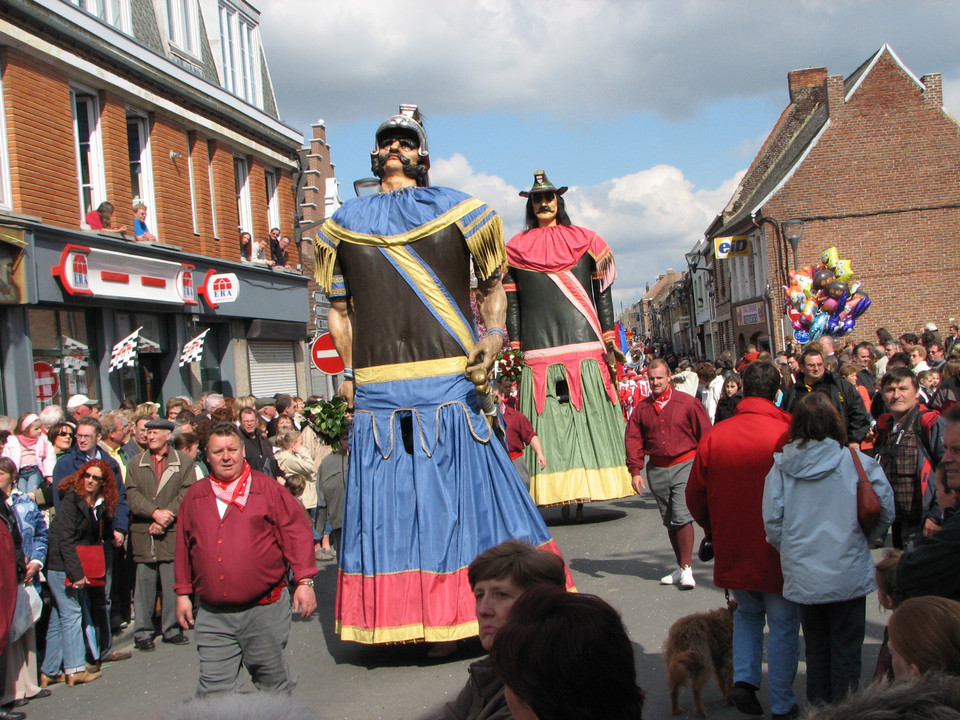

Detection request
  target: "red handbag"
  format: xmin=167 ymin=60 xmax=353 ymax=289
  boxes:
xmin=850 ymin=448 xmax=882 ymax=535
xmin=65 ymin=545 xmax=106 ymax=587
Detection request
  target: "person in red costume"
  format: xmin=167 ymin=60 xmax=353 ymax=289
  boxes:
xmin=505 ymin=171 xmax=633 ymax=519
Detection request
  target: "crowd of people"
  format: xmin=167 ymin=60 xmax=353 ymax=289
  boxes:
xmin=0 ymin=391 xmax=340 ymax=717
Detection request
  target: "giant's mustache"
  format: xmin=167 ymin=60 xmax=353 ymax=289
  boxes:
xmin=380 ymin=151 xmax=413 ymax=166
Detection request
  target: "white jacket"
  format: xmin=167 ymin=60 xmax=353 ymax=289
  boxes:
xmin=763 ymin=438 xmax=894 ymax=604
xmin=2 ymin=433 xmax=57 ymax=477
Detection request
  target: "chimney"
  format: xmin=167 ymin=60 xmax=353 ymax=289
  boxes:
xmin=788 ymin=67 xmax=828 ymax=103
xmin=825 ymin=74 xmax=846 ymax=118
xmin=922 ymin=73 xmax=943 ymax=108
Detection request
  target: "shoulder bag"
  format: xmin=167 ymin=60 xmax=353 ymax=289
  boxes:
xmin=850 ymin=447 xmax=881 ymax=535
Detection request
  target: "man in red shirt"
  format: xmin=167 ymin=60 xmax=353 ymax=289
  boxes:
xmin=625 ymin=358 xmax=710 ymax=589
xmin=174 ymin=423 xmax=317 ymax=696
xmin=495 ymin=385 xmax=547 ymax=490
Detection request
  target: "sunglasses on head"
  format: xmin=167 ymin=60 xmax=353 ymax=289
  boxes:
xmin=531 ymin=192 xmax=556 ymax=203
xmin=378 ymin=135 xmax=419 ymax=150
xmin=81 ymin=472 xmax=103 ymax=481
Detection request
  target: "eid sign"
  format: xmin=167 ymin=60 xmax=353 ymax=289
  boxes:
xmin=714 ymin=236 xmax=751 ymax=258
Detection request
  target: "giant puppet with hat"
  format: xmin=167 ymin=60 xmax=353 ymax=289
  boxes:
xmin=313 ymin=108 xmax=570 ymax=649
xmin=504 ymin=170 xmax=634 ymax=517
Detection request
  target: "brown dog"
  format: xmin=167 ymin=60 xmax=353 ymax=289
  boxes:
xmin=663 ymin=600 xmax=736 ymax=716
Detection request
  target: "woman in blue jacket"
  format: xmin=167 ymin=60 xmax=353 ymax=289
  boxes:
xmin=764 ymin=392 xmax=894 ymax=705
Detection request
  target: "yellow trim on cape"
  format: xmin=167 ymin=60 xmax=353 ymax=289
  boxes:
xmin=528 ymin=465 xmax=634 ymax=507
xmin=313 ymin=196 xmax=507 ymax=292
xmin=336 ymin=619 xmax=480 ymax=645
xmin=355 ymin=357 xmax=467 ymax=384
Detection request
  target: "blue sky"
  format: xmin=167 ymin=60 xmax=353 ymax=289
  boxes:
xmin=260 ymin=1 xmax=960 ymax=307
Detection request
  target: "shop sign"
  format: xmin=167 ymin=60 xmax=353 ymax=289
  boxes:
xmin=51 ymin=244 xmax=197 ymax=305
xmin=714 ymin=236 xmax=751 ymax=258
xmin=736 ymin=302 xmax=766 ymax=326
xmin=197 ymin=270 xmax=240 ymax=310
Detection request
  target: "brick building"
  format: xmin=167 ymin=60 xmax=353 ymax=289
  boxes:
xmin=701 ymin=44 xmax=960 ymax=356
xmin=0 ymin=0 xmax=313 ymax=413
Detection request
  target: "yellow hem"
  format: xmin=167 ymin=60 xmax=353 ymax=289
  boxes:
xmin=336 ymin=619 xmax=479 ymax=645
xmin=529 ymin=465 xmax=634 ymax=507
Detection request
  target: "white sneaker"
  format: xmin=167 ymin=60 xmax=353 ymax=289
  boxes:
xmin=679 ymin=565 xmax=695 ymax=590
xmin=660 ymin=567 xmax=683 ymax=585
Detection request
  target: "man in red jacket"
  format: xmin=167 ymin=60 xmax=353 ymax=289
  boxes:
xmin=625 ymin=358 xmax=710 ymax=589
xmin=686 ymin=361 xmax=800 ymax=720
xmin=174 ymin=422 xmax=317 ymax=696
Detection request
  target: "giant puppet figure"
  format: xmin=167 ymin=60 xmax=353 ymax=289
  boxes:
xmin=314 ymin=107 xmax=569 ymax=647
xmin=505 ymin=171 xmax=634 ymax=517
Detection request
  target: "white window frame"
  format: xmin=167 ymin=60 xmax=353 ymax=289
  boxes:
xmin=265 ymin=169 xmax=280 ymax=232
xmin=218 ymin=2 xmax=262 ymax=107
xmin=126 ymin=112 xmax=156 ymax=224
xmin=234 ymin=156 xmax=253 ymax=238
xmin=208 ymin=142 xmax=219 ymax=239
xmin=166 ymin=0 xmax=200 ymax=57
xmin=0 ymin=69 xmax=11 ymax=210
xmin=69 ymin=0 xmax=131 ymax=34
xmin=71 ymin=89 xmax=107 ymax=223
xmin=186 ymin=132 xmax=199 ymax=235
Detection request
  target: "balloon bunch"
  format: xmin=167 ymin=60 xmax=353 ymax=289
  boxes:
xmin=782 ymin=246 xmax=871 ymax=342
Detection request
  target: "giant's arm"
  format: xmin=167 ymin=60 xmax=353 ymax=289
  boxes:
xmin=328 ymin=299 xmax=355 ymax=407
xmin=503 ymin=269 xmax=521 ymax=350
xmin=466 ymin=276 xmax=506 ymax=374
xmin=593 ymin=276 xmax=625 ymax=366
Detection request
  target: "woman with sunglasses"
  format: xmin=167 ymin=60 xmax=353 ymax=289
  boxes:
xmin=40 ymin=459 xmax=117 ymax=687
xmin=2 ymin=413 xmax=56 ymax=496
xmin=46 ymin=423 xmax=76 ymax=459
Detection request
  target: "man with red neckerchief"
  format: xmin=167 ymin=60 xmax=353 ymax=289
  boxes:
xmin=625 ymin=358 xmax=710 ymax=590
xmin=174 ymin=422 xmax=316 ymax=696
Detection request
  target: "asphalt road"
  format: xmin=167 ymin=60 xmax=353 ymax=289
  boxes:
xmin=31 ymin=494 xmax=890 ymax=720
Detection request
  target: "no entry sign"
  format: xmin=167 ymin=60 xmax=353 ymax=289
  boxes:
xmin=311 ymin=333 xmax=345 ymax=375
xmin=34 ymin=361 xmax=59 ymax=406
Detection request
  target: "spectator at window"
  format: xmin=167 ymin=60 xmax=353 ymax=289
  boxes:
xmin=269 ymin=229 xmax=291 ymax=268
xmin=240 ymin=231 xmax=271 ymax=264
xmin=132 ymin=204 xmax=157 ymax=243
xmin=85 ymin=202 xmax=127 ymax=233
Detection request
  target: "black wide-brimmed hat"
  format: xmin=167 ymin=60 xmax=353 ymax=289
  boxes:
xmin=519 ymin=170 xmax=568 ymax=198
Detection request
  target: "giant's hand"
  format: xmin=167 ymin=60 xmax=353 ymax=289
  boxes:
xmin=465 ymin=334 xmax=502 ymax=376
xmin=607 ymin=344 xmax=626 ymax=366
xmin=176 ymin=595 xmax=194 ymax=629
xmin=337 ymin=378 xmax=355 ymax=409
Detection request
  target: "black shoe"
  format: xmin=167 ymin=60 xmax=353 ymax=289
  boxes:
xmin=1 ymin=700 xmax=27 ymax=709
xmin=162 ymin=634 xmax=190 ymax=645
xmin=134 ymin=638 xmax=156 ymax=652
xmin=771 ymin=706 xmax=799 ymax=720
xmin=731 ymin=682 xmax=764 ymax=716
xmin=0 ymin=709 xmax=26 ymax=720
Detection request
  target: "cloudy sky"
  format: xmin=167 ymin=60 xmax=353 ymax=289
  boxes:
xmin=259 ymin=1 xmax=960 ymax=308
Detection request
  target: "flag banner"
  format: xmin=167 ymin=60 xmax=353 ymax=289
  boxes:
xmin=109 ymin=326 xmax=142 ymax=372
xmin=179 ymin=329 xmax=210 ymax=367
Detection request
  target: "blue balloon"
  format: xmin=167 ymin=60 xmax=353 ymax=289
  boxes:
xmin=850 ymin=297 xmax=871 ymax=320
xmin=809 ymin=311 xmax=829 ymax=341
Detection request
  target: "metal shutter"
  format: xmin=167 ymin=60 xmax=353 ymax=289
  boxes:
xmin=247 ymin=341 xmax=298 ymax=397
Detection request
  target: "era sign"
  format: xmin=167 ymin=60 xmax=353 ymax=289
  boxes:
xmin=197 ymin=270 xmax=240 ymax=309
xmin=714 ymin=236 xmax=751 ymax=258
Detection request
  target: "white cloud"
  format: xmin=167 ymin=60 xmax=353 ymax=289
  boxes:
xmin=263 ymin=0 xmax=960 ymax=129
xmin=430 ymin=154 xmax=745 ymax=307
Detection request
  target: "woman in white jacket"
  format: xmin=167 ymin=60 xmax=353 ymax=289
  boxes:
xmin=2 ymin=413 xmax=57 ymax=494
xmin=763 ymin=392 xmax=894 ymax=706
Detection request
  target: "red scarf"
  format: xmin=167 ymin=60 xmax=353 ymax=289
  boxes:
xmin=209 ymin=462 xmax=252 ymax=511
xmin=653 ymin=386 xmax=673 ymax=415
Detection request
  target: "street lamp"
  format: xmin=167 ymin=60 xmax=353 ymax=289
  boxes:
xmin=781 ymin=218 xmax=805 ymax=270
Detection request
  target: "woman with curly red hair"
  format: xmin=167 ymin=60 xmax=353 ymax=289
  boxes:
xmin=40 ymin=459 xmax=117 ymax=687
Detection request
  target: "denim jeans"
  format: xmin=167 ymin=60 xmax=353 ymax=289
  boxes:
xmin=17 ymin=465 xmax=42 ymax=494
xmin=799 ymin=596 xmax=866 ymax=705
xmin=732 ymin=590 xmax=801 ymax=715
xmin=42 ymin=570 xmax=88 ymax=675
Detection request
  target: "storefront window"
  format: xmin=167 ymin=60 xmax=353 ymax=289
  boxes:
xmin=116 ymin=312 xmax=168 ymax=404
xmin=197 ymin=324 xmax=222 ymax=394
xmin=29 ymin=308 xmax=97 ymax=411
